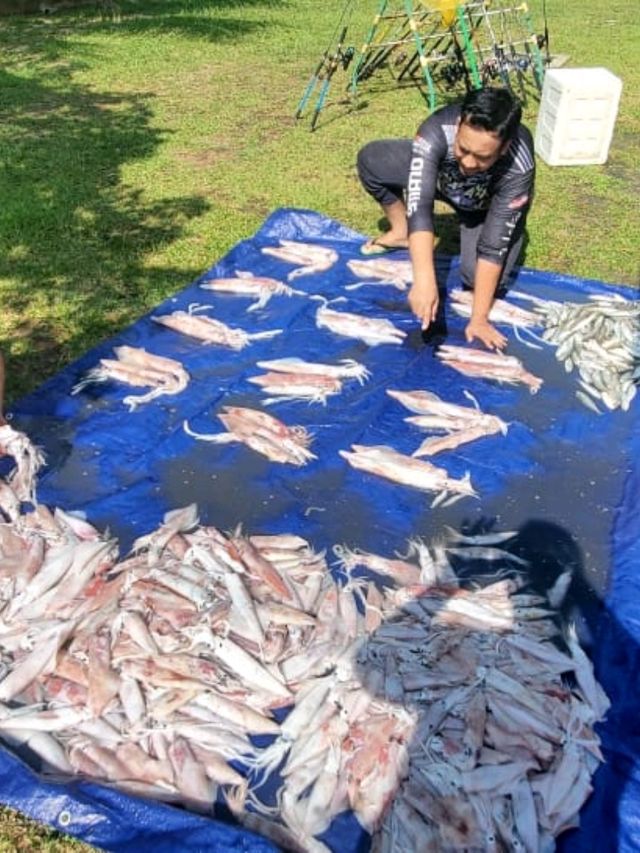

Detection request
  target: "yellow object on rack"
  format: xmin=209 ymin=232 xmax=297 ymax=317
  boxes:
xmin=420 ymin=0 xmax=460 ymax=27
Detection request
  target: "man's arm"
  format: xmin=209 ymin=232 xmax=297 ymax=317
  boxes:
xmin=408 ymin=230 xmax=438 ymax=329
xmin=406 ymin=115 xmax=448 ymax=328
xmin=469 ymin=137 xmax=534 ymax=349
xmin=465 ymin=258 xmax=507 ymax=349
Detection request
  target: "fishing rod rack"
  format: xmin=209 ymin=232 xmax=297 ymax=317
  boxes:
xmin=296 ymin=0 xmax=547 ymax=130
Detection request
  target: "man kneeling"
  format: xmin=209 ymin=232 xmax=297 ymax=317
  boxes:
xmin=357 ymin=86 xmax=535 ymax=350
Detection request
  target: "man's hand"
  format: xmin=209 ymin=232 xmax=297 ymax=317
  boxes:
xmin=408 ymin=281 xmax=439 ymax=330
xmin=465 ymin=317 xmax=507 ymax=350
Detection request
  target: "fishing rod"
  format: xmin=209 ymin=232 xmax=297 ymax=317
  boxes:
xmin=295 ymin=0 xmax=356 ymax=121
xmin=310 ymin=25 xmax=352 ymax=131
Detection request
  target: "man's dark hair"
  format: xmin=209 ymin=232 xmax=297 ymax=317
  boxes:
xmin=460 ymin=87 xmax=522 ymax=142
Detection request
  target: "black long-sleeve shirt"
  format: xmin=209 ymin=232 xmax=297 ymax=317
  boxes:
xmin=406 ymin=104 xmax=535 ymax=264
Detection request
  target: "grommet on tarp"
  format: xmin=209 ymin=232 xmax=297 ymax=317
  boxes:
xmin=58 ymin=809 xmax=72 ymax=827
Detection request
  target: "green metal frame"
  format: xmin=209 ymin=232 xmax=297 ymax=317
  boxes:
xmin=299 ymin=1 xmax=548 ymax=128
xmin=349 ymin=0 xmax=390 ymax=95
xmin=456 ymin=3 xmax=482 ymax=89
xmin=517 ymin=1 xmax=545 ymax=89
xmin=404 ymin=0 xmax=437 ymax=111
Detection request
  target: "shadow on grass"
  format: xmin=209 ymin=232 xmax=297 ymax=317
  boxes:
xmin=0 ymin=0 xmax=291 ymax=403
xmin=6 ymin=0 xmax=286 ymax=45
xmin=0 ymin=60 xmax=211 ymax=402
xmin=84 ymin=0 xmax=285 ymax=42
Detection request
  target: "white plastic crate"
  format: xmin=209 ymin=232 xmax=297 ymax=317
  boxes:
xmin=535 ymin=68 xmax=623 ymax=166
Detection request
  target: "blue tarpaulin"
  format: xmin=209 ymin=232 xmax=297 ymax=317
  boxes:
xmin=6 ymin=208 xmax=640 ymax=852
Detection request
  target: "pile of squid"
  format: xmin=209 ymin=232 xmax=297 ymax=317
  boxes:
xmin=339 ymin=444 xmax=477 ymax=504
xmin=153 ymin=309 xmax=282 ymax=350
xmin=0 ymin=424 xmax=45 ymax=509
xmin=261 ymin=240 xmax=338 ymax=280
xmin=248 ymin=357 xmax=371 ymax=406
xmin=345 ymin=258 xmax=413 ymax=292
xmin=316 ymin=303 xmax=407 ymax=347
xmin=449 ymin=289 xmax=542 ymax=331
xmin=0 ymin=428 xmax=609 ymax=853
xmin=200 ymin=271 xmax=305 ymax=311
xmin=0 ymin=494 xmax=334 ymax=843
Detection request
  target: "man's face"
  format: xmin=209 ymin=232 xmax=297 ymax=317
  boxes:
xmin=453 ymin=120 xmax=509 ymax=176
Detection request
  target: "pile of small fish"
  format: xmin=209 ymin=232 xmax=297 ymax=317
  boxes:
xmin=153 ymin=310 xmax=282 ymax=350
xmin=437 ymin=344 xmax=544 ymax=394
xmin=200 ymin=271 xmax=305 ymax=311
xmin=249 ymin=357 xmax=370 ymax=405
xmin=512 ymin=291 xmax=640 ymax=413
xmin=331 ymin=531 xmax=608 ymax=852
xmin=73 ymin=346 xmax=190 ymax=412
xmin=184 ymin=405 xmax=316 ymax=466
xmin=316 ymin=303 xmax=407 ymax=347
xmin=346 ymin=258 xmax=413 ymax=292
xmin=387 ymin=388 xmax=508 ymax=458
xmin=261 ymin=240 xmax=338 ymax=280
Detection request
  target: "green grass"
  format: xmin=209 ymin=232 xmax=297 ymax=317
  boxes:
xmin=0 ymin=806 xmax=93 ymax=850
xmin=0 ymin=0 xmax=637 ymax=406
xmin=0 ymin=0 xmax=638 ymax=405
xmin=0 ymin=0 xmax=638 ymax=846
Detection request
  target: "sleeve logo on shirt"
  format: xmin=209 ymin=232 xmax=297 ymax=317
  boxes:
xmin=509 ymin=194 xmax=529 ymax=210
xmin=413 ymin=136 xmax=432 ymax=156
xmin=406 ymin=156 xmax=424 ymax=217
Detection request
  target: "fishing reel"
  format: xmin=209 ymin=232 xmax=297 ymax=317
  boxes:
xmin=441 ymin=61 xmax=466 ymax=87
xmin=481 ymin=57 xmax=502 ymax=80
xmin=341 ymin=46 xmax=355 ymax=71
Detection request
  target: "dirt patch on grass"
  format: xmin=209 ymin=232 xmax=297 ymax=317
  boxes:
xmin=174 ymin=146 xmax=234 ymax=168
xmin=605 ymin=128 xmax=640 ymax=193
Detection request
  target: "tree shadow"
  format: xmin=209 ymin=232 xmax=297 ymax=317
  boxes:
xmin=0 ymin=0 xmax=293 ymax=405
xmin=350 ymin=517 xmax=633 ymax=851
xmin=0 ymin=0 xmax=282 ymax=69
xmin=77 ymin=0 xmax=285 ymax=42
xmin=10 ymin=0 xmax=287 ymax=42
xmin=0 ymin=60 xmax=211 ymax=402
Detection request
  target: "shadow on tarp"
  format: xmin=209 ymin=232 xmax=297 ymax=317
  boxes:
xmin=4 ymin=207 xmax=640 ymax=852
